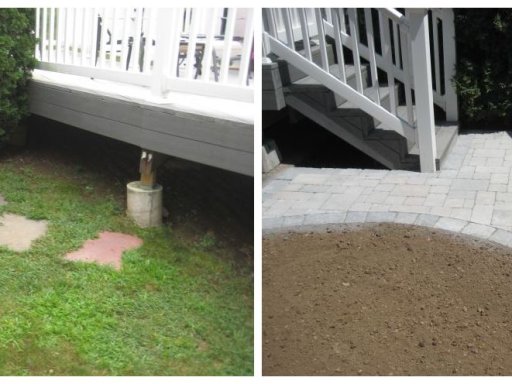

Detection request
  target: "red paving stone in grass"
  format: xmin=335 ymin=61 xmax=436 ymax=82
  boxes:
xmin=65 ymin=231 xmax=143 ymax=270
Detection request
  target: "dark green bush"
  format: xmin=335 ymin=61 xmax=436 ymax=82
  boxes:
xmin=453 ymin=9 xmax=512 ymax=127
xmin=0 ymin=9 xmax=37 ymax=141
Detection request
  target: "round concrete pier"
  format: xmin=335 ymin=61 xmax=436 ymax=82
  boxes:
xmin=127 ymin=181 xmax=163 ymax=228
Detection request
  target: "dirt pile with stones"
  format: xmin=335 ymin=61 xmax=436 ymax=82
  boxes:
xmin=263 ymin=223 xmax=512 ymax=375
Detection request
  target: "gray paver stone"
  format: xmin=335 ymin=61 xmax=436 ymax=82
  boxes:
xmin=415 ymin=214 xmax=440 ymax=228
xmin=462 ymin=223 xmax=496 ymax=239
xmin=303 ymin=212 xmax=346 ymax=226
xmin=434 ymin=217 xmax=468 ymax=233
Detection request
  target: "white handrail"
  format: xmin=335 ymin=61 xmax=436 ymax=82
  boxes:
xmin=382 ymin=8 xmax=409 ymax=28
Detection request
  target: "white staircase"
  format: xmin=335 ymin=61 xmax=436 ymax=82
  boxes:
xmin=263 ymin=8 xmax=459 ymax=172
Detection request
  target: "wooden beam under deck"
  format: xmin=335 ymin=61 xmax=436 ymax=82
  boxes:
xmin=28 ymin=79 xmax=254 ymax=177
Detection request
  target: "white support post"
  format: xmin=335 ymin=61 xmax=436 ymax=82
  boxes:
xmin=151 ymin=9 xmax=175 ymax=96
xmin=441 ymin=9 xmax=458 ymax=121
xmin=409 ymin=9 xmax=437 ymax=173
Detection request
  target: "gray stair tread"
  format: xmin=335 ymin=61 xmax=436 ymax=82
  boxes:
xmin=374 ymin=105 xmax=416 ymax=126
xmin=409 ymin=123 xmax=458 ymax=159
xmin=292 ymin=64 xmax=364 ymax=86
xmin=338 ymin=86 xmax=392 ymax=110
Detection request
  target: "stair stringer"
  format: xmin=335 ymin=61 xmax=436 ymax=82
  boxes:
xmin=284 ymin=93 xmax=415 ymax=170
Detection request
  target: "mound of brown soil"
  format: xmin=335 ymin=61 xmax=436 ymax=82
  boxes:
xmin=263 ymin=223 xmax=512 ymax=375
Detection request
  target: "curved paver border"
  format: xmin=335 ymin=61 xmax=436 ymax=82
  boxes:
xmin=263 ymin=211 xmax=512 ymax=249
xmin=263 ymin=132 xmax=512 ymax=247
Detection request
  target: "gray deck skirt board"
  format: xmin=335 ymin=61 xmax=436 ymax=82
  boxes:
xmin=29 ymin=80 xmax=253 ymax=176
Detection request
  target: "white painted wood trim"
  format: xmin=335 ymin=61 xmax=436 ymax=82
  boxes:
xmin=409 ymin=10 xmax=437 ymax=173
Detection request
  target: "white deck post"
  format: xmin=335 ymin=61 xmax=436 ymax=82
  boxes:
xmin=441 ymin=8 xmax=458 ymax=121
xmin=409 ymin=9 xmax=437 ymax=173
xmin=151 ymin=9 xmax=174 ymax=97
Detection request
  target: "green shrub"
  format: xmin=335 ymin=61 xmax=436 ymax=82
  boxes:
xmin=0 ymin=9 xmax=37 ymax=141
xmin=453 ymin=9 xmax=512 ymax=127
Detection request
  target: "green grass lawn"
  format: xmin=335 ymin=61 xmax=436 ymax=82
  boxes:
xmin=0 ymin=157 xmax=253 ymax=375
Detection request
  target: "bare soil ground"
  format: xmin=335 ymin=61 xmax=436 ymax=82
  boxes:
xmin=263 ymin=223 xmax=512 ymax=376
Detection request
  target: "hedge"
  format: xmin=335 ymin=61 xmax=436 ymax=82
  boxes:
xmin=453 ymin=9 xmax=512 ymax=128
xmin=0 ymin=9 xmax=37 ymax=142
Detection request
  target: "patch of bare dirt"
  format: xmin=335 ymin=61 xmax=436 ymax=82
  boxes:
xmin=263 ymin=223 xmax=512 ymax=376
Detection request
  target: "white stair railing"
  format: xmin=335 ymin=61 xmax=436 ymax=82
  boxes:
xmin=264 ymin=8 xmax=457 ymax=121
xmin=263 ymin=8 xmax=456 ymax=172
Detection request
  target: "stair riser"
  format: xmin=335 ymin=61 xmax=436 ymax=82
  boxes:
xmin=278 ymin=45 xmax=335 ymax=85
xmin=333 ymin=68 xmax=371 ymax=106
xmin=285 ymin=95 xmax=403 ymax=170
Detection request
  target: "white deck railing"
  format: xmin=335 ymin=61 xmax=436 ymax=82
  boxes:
xmin=263 ymin=8 xmax=457 ymax=172
xmin=35 ymin=8 xmax=254 ymax=102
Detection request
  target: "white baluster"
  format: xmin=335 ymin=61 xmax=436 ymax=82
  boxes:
xmin=129 ymin=7 xmax=143 ymax=72
xmin=42 ymin=8 xmax=48 ymax=61
xmin=298 ymin=9 xmax=312 ymax=61
xmin=314 ymin=9 xmax=329 ymax=71
xmin=185 ymin=8 xmax=201 ymax=79
xmin=71 ymin=8 xmax=78 ymax=65
xmin=49 ymin=8 xmax=55 ymax=62
xmin=201 ymin=8 xmax=221 ymax=81
xmin=142 ymin=8 xmax=156 ymax=73
xmin=119 ymin=8 xmax=130 ymax=71
xmin=400 ymin=25 xmax=414 ymax=125
xmin=109 ymin=8 xmax=118 ymax=68
xmin=378 ymin=11 xmax=397 ymax=114
xmin=238 ymin=8 xmax=254 ymax=85
xmin=80 ymin=8 xmax=87 ymax=66
xmin=332 ymin=8 xmax=346 ymax=83
xmin=282 ymin=8 xmax=294 ymax=49
xmin=348 ymin=9 xmax=363 ymax=93
xmin=88 ymin=8 xmax=98 ymax=66
xmin=219 ymin=8 xmax=237 ymax=83
xmin=63 ymin=8 xmax=70 ymax=64
xmin=364 ymin=8 xmax=380 ymax=103
xmin=265 ymin=9 xmax=278 ymax=38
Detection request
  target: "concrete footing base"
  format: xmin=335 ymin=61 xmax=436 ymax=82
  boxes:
xmin=127 ymin=181 xmax=163 ymax=228
xmin=262 ymin=139 xmax=282 ymax=173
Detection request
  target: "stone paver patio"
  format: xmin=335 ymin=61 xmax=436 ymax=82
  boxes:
xmin=263 ymin=131 xmax=512 ymax=247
